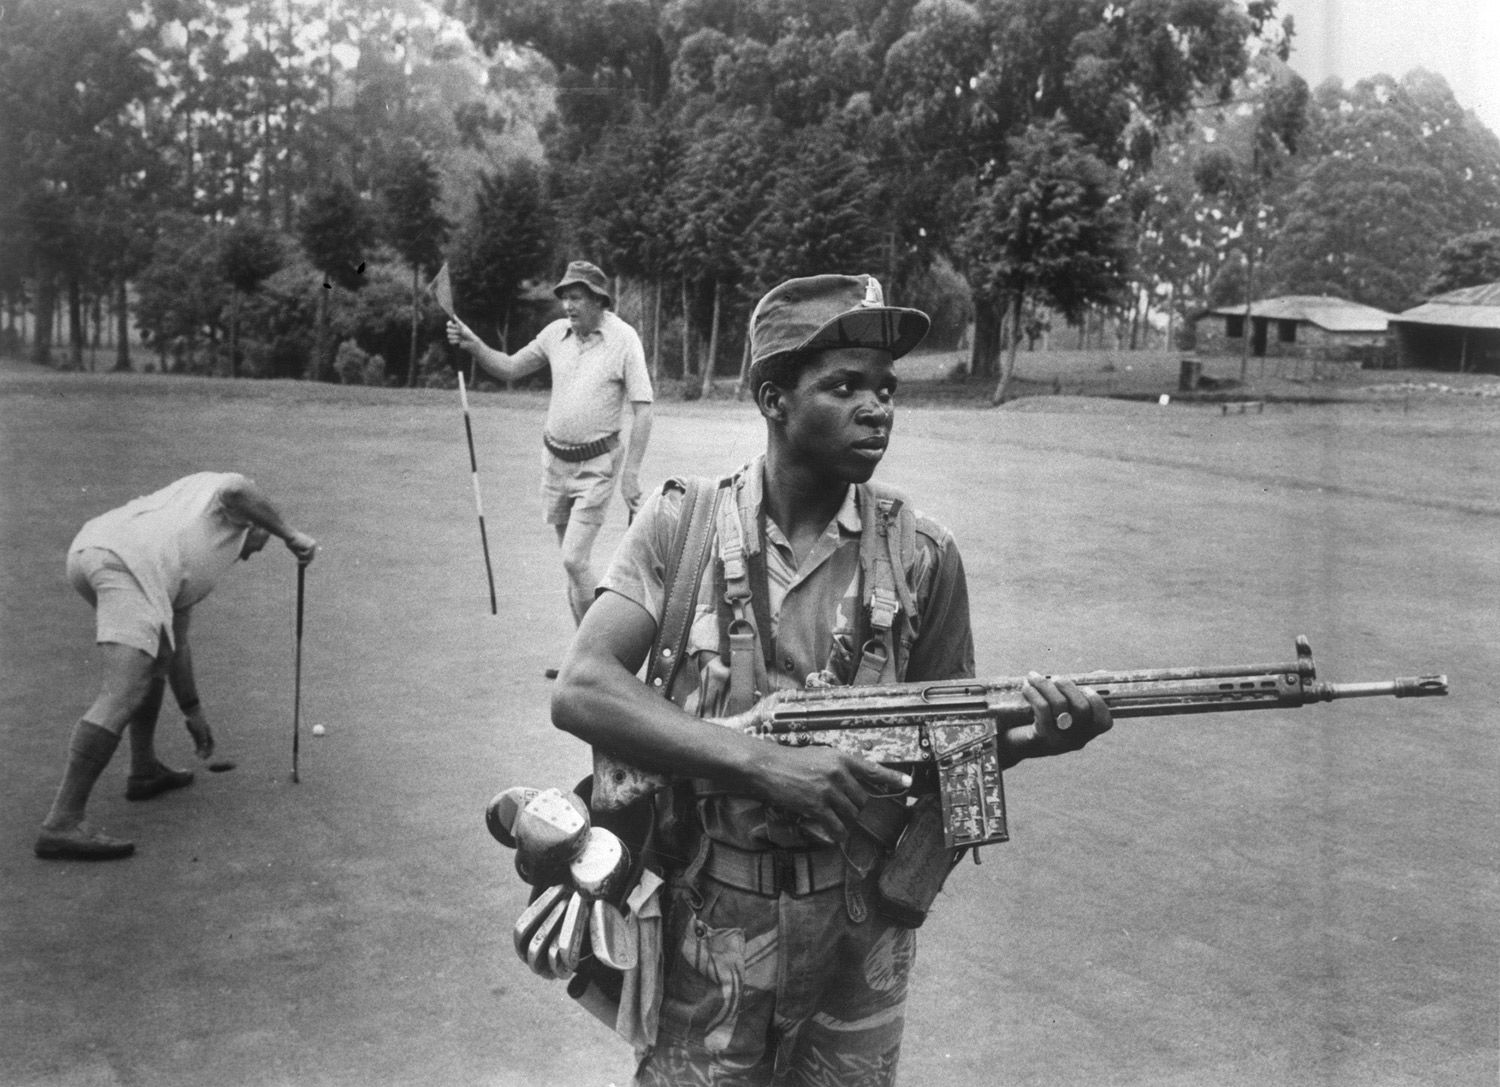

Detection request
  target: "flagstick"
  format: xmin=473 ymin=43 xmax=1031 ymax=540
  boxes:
xmin=458 ymin=371 xmax=499 ymax=615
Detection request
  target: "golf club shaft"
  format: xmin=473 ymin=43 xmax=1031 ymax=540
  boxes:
xmin=292 ymin=561 xmax=305 ymax=782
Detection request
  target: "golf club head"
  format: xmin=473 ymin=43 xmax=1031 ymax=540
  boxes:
xmin=568 ymin=826 xmax=632 ymax=903
xmin=526 ymin=894 xmax=570 ymax=979
xmin=555 ymin=890 xmax=589 ymax=976
xmin=589 ymin=898 xmax=638 ymax=972
xmin=513 ymin=884 xmax=568 ymax=960
xmin=485 ymin=786 xmax=540 ymax=848
xmin=513 ymin=789 xmax=590 ymax=887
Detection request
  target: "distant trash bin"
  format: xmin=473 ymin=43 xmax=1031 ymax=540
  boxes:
xmin=1178 ymin=358 xmax=1203 ymax=392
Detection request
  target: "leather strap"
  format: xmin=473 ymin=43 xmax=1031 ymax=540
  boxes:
xmin=644 ymin=477 xmax=725 ymax=700
xmin=543 ymin=431 xmax=620 ymax=462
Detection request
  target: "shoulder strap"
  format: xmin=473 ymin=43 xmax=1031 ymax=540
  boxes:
xmin=644 ymin=476 xmax=724 ymax=701
xmin=852 ymin=482 xmax=921 ymax=683
xmin=589 ymin=476 xmax=724 ymax=813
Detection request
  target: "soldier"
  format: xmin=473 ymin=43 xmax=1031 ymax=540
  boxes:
xmin=551 ymin=274 xmax=1111 ymax=1082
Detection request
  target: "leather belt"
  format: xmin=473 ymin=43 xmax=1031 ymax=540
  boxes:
xmin=543 ymin=431 xmax=620 ymax=462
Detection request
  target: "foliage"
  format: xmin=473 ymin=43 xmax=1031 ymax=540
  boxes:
xmin=332 ymin=340 xmax=389 ymax=386
xmin=380 ymin=146 xmax=450 ymax=276
xmin=449 ymin=161 xmax=556 ymax=341
xmin=1262 ymin=70 xmax=1500 ymax=312
xmin=958 ymin=118 xmax=1132 ymax=400
xmin=1424 ymin=230 xmax=1500 ymax=297
xmin=133 ymin=213 xmax=230 ymax=364
xmin=220 ymin=220 xmax=286 ymax=294
xmin=299 ymin=181 xmax=376 ymax=290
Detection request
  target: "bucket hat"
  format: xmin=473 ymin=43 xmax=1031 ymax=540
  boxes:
xmin=553 ymin=261 xmax=612 ymax=305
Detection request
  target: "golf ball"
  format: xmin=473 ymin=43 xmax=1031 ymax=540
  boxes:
xmin=312 ymin=724 xmax=326 ymax=737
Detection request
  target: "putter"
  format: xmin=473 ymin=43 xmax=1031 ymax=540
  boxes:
xmin=291 ymin=561 xmax=306 ymax=783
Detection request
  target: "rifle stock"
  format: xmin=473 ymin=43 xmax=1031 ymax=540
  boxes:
xmin=590 ymin=637 xmax=1448 ymax=850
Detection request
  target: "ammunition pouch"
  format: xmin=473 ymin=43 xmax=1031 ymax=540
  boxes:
xmin=873 ymin=793 xmax=960 ymax=929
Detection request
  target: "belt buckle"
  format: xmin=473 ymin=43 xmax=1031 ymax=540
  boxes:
xmin=769 ymin=851 xmax=795 ymax=896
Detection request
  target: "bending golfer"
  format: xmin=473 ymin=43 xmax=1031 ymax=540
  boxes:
xmin=35 ymin=472 xmax=317 ymax=861
xmin=447 ymin=261 xmax=653 ymax=641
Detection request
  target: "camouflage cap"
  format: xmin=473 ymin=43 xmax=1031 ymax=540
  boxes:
xmin=553 ymin=261 xmax=612 ymax=305
xmin=748 ymin=274 xmax=930 ymax=369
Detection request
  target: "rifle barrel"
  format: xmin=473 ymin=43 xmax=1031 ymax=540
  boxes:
xmin=1315 ymin=676 xmax=1449 ymax=700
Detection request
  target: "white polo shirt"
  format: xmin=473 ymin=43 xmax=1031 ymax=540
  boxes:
xmin=511 ymin=312 xmax=653 ymax=444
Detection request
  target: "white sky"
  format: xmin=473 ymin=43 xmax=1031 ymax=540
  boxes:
xmin=1277 ymin=0 xmax=1500 ymax=132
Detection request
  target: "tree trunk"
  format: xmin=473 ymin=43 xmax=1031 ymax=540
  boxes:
xmin=312 ymin=282 xmax=328 ymax=380
xmin=1241 ymin=236 xmax=1256 ymax=385
xmin=114 ymin=278 xmax=132 ymax=371
xmin=700 ymin=280 xmax=720 ymax=400
xmin=650 ymin=280 xmax=663 ymax=385
xmin=408 ymin=265 xmax=419 ymax=387
xmin=68 ymin=276 xmax=85 ymax=370
xmin=735 ymin=336 xmax=752 ymax=400
xmin=991 ymin=293 xmax=1025 ymax=405
xmin=1164 ymin=282 xmax=1176 ymax=355
xmin=229 ymin=291 xmax=241 ymax=378
xmin=680 ymin=277 xmax=691 ymax=381
xmin=969 ymin=302 xmax=1004 ymax=379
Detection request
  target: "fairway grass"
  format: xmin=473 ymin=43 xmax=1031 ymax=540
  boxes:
xmin=2 ymin=359 xmax=1495 ymax=1087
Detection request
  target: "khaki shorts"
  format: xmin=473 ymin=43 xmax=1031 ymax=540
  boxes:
xmin=67 ymin=548 xmax=167 ymax=659
xmin=540 ymin=445 xmax=624 ymax=527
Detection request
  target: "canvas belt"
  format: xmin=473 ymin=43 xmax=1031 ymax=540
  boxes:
xmin=703 ymin=840 xmax=848 ymax=898
xmin=700 ymin=796 xmax=909 ymax=898
xmin=544 ymin=431 xmax=620 ymax=462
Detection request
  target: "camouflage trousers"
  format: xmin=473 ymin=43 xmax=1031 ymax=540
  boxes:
xmin=635 ymin=876 xmax=916 ymax=1087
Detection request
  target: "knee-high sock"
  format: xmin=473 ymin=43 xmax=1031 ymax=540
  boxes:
xmin=126 ymin=677 xmax=167 ymax=775
xmin=44 ymin=720 xmax=121 ymax=827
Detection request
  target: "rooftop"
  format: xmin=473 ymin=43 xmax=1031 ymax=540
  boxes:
xmin=1206 ymin=295 xmax=1395 ymax=332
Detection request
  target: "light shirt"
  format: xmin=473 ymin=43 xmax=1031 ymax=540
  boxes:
xmin=510 ymin=312 xmax=653 ymax=444
xmin=70 ymin=472 xmax=252 ymax=649
xmin=600 ymin=457 xmax=976 ymax=849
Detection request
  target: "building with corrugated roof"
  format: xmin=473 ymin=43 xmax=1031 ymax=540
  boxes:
xmin=1194 ymin=295 xmax=1397 ymax=367
xmin=1391 ymin=282 xmax=1500 ymax=373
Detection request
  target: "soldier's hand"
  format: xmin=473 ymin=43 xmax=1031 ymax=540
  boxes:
xmin=1022 ymin=672 xmax=1112 ymax=753
xmin=185 ymin=708 xmax=214 ymax=760
xmin=749 ymin=744 xmax=910 ymax=845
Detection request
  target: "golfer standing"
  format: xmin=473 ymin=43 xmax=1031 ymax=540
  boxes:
xmin=35 ymin=472 xmax=317 ymax=860
xmin=447 ymin=261 xmax=654 ymax=638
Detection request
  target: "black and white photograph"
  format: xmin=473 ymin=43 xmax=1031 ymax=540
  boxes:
xmin=1 ymin=1 xmax=1494 ymax=1084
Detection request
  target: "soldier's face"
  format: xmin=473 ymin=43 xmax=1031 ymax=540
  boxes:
xmin=776 ymin=347 xmax=896 ymax=483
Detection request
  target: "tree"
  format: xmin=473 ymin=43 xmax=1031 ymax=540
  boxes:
xmin=448 ymin=161 xmax=555 ymax=352
xmin=219 ymin=220 xmax=286 ymax=378
xmin=0 ymin=0 xmax=159 ymax=366
xmin=1194 ymin=57 xmax=1308 ymax=379
xmin=959 ymin=119 xmax=1131 ymax=403
xmin=669 ymin=110 xmax=780 ymax=396
xmin=881 ymin=0 xmax=1290 ymax=375
xmin=298 ymin=180 xmax=375 ymax=380
xmin=1424 ymin=230 xmax=1500 ymax=297
xmin=135 ymin=214 xmax=230 ymax=373
xmin=1262 ymin=70 xmax=1500 ymax=313
xmin=380 ymin=147 xmax=450 ymax=385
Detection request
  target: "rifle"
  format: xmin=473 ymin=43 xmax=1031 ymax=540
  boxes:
xmin=591 ymin=637 xmax=1448 ymax=852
